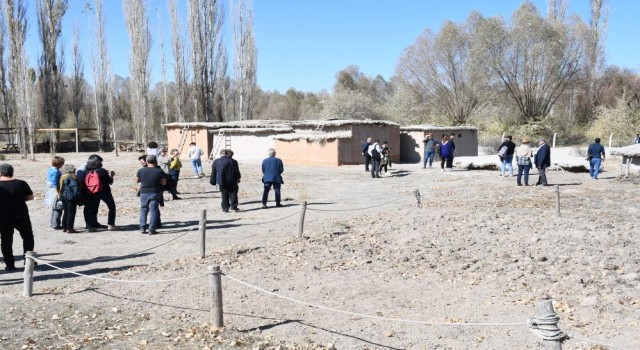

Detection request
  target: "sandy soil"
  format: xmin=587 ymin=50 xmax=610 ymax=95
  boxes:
xmin=0 ymin=150 xmax=638 ymax=350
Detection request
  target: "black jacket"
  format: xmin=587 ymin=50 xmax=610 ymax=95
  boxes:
xmin=210 ymin=157 xmax=239 ymax=187
xmin=498 ymin=140 xmax=516 ymax=156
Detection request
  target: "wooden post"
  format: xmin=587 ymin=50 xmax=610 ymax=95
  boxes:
xmin=75 ymin=128 xmax=79 ymax=153
xmin=199 ymin=210 xmax=207 ymax=259
xmin=297 ymin=201 xmax=308 ymax=238
xmin=23 ymin=251 xmax=36 ymax=297
xmin=608 ymin=132 xmax=614 ymax=148
xmin=626 ymin=158 xmax=631 ymax=177
xmin=552 ymin=133 xmax=557 ymax=148
xmin=535 ymin=299 xmax=563 ymax=350
xmin=208 ymin=265 xmax=224 ymax=328
xmin=414 ymin=188 xmax=422 ymax=208
xmin=554 ymin=185 xmax=560 ymax=217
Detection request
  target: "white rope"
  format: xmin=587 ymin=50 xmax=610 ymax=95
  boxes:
xmin=306 ymin=193 xmax=412 ymax=212
xmin=223 ymin=273 xmax=526 ymax=327
xmin=569 ymin=333 xmax=631 ymax=350
xmin=527 ymin=314 xmax=568 ymax=341
xmin=28 ymin=256 xmax=208 ymax=283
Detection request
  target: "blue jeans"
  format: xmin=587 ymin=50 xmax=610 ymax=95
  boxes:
xmin=140 ymin=192 xmax=161 ymax=232
xmin=590 ymin=158 xmax=602 ymax=178
xmin=517 ymin=165 xmax=531 ymax=185
xmin=424 ymin=150 xmax=435 ymax=167
xmin=262 ymin=182 xmax=281 ymax=206
xmin=169 ymin=169 xmax=180 ymax=196
xmin=191 ymin=159 xmax=203 ymax=176
xmin=501 ymin=155 xmax=514 ymax=176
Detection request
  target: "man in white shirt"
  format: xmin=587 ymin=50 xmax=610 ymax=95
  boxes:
xmin=187 ymin=142 xmax=205 ymax=178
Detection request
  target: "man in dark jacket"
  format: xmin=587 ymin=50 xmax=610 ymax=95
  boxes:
xmin=498 ymin=135 xmax=517 ymax=177
xmin=534 ymin=139 xmax=551 ymax=186
xmin=361 ymin=137 xmax=372 ymax=172
xmin=587 ymin=138 xmax=605 ymax=180
xmin=211 ymin=150 xmax=240 ymax=212
xmin=135 ymin=156 xmax=167 ymax=235
xmin=262 ymin=148 xmax=284 ymax=208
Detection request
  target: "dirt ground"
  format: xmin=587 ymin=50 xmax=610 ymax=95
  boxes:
xmin=0 ymin=151 xmax=638 ymax=350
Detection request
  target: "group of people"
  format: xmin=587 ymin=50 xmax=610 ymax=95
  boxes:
xmin=497 ymin=135 xmax=606 ymax=186
xmin=361 ymin=138 xmax=392 ymax=178
xmin=422 ymin=133 xmax=457 ymax=171
xmin=209 ymin=148 xmax=285 ymax=211
xmin=497 ymin=136 xmax=551 ymax=186
xmin=44 ymin=154 xmax=117 ymax=233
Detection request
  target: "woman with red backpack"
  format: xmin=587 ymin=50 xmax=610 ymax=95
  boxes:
xmin=82 ymin=155 xmax=117 ymax=232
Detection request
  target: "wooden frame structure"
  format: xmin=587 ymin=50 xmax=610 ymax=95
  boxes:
xmin=35 ymin=128 xmax=98 ymax=153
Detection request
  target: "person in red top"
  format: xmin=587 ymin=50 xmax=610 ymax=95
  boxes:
xmin=0 ymin=163 xmax=34 ymax=271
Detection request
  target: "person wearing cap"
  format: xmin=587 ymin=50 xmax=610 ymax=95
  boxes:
xmin=0 ymin=163 xmax=34 ymax=271
xmin=587 ymin=138 xmax=606 ymax=180
xmin=515 ymin=138 xmax=533 ymax=186
xmin=423 ymin=133 xmax=437 ymax=169
xmin=497 ymin=135 xmax=517 ymax=177
xmin=534 ymin=138 xmax=551 ymax=186
xmin=58 ymin=164 xmax=80 ymax=233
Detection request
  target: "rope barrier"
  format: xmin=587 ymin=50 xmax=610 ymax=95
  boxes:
xmin=27 ymin=256 xmax=208 ymax=284
xmin=239 ymin=209 xmax=302 ymax=226
xmin=306 ymin=193 xmax=412 ymax=212
xmin=527 ymin=314 xmax=568 ymax=341
xmin=222 ymin=273 xmax=526 ymax=327
xmin=569 ymin=333 xmax=630 ymax=350
xmin=37 ymin=220 xmax=204 ymax=263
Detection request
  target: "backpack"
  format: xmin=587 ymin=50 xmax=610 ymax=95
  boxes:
xmin=84 ymin=170 xmax=103 ymax=194
xmin=498 ymin=146 xmax=508 ymax=158
xmin=61 ymin=176 xmax=82 ymax=203
xmin=371 ymin=147 xmax=381 ymax=160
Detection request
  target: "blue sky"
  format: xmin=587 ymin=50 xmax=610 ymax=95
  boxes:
xmin=23 ymin=0 xmax=640 ymax=93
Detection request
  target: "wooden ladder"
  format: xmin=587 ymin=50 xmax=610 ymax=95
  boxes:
xmin=176 ymin=126 xmax=190 ymax=153
xmin=209 ymin=130 xmax=231 ymax=160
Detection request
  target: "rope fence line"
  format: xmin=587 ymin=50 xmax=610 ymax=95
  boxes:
xmin=569 ymin=333 xmax=629 ymax=350
xmin=238 ymin=209 xmax=302 ymax=226
xmin=222 ymin=273 xmax=525 ymax=327
xmin=27 ymin=256 xmax=209 ymax=284
xmin=37 ymin=220 xmax=204 ymax=263
xmin=306 ymin=193 xmax=413 ymax=212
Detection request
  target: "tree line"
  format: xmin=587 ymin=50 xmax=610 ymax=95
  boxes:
xmin=1 ymin=0 xmax=638 ymax=160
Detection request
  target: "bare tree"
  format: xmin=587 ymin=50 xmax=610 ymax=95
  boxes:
xmin=0 ymin=9 xmax=11 ymax=131
xmin=37 ymin=0 xmax=67 ymax=152
xmin=547 ymin=0 xmax=568 ymax=21
xmin=157 ymin=10 xmax=168 ymax=128
xmin=5 ymin=0 xmax=36 ymax=159
xmin=477 ymin=3 xmax=584 ymax=123
xmin=90 ymin=0 xmax=115 ymax=153
xmin=586 ymin=0 xmax=608 ymax=109
xmin=232 ymin=0 xmax=257 ymax=120
xmin=169 ymin=0 xmax=189 ymax=122
xmin=123 ymin=0 xmax=152 ymax=143
xmin=189 ymin=0 xmax=225 ymax=122
xmin=396 ymin=17 xmax=490 ymax=125
xmin=68 ymin=24 xmax=84 ymax=129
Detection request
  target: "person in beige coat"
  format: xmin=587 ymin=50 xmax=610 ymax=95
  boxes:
xmin=515 ymin=138 xmax=533 ymax=186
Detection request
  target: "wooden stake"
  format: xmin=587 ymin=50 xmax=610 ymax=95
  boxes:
xmin=555 ymin=185 xmax=560 ymax=217
xmin=23 ymin=251 xmax=35 ymax=297
xmin=536 ymin=299 xmax=563 ymax=350
xmin=208 ymin=265 xmax=224 ymax=328
xmin=199 ymin=210 xmax=207 ymax=259
xmin=75 ymin=129 xmax=79 ymax=153
xmin=552 ymin=133 xmax=557 ymax=148
xmin=298 ymin=201 xmax=307 ymax=238
xmin=626 ymin=158 xmax=631 ymax=177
